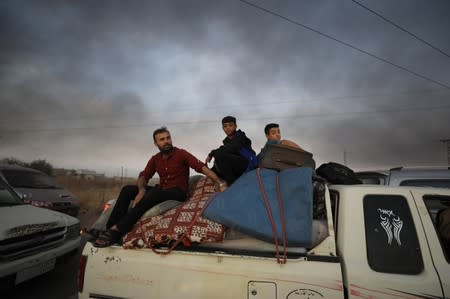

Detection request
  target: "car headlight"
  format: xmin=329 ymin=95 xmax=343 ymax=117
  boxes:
xmin=66 ymin=222 xmax=81 ymax=240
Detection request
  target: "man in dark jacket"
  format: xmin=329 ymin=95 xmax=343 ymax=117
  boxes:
xmin=206 ymin=116 xmax=256 ymax=185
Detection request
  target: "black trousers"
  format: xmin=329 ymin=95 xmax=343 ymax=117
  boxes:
xmin=106 ymin=185 xmax=185 ymax=234
xmin=213 ymin=151 xmax=248 ymax=185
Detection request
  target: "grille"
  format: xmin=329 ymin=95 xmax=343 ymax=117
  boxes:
xmin=0 ymin=227 xmax=66 ymax=261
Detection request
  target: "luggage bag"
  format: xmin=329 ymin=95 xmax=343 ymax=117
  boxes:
xmin=258 ymin=143 xmax=316 ymax=170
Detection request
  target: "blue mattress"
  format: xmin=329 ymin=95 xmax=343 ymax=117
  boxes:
xmin=203 ymin=167 xmax=313 ymax=246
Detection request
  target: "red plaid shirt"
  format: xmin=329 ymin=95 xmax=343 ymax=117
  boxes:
xmin=139 ymin=147 xmax=205 ymax=194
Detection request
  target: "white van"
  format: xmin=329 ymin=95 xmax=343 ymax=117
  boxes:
xmin=357 ymin=166 xmax=450 ymax=188
xmin=388 ymin=167 xmax=450 ymax=187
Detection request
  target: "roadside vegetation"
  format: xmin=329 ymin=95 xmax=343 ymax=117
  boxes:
xmin=55 ymin=175 xmax=136 ymax=228
xmin=55 ymin=175 xmax=134 ymax=212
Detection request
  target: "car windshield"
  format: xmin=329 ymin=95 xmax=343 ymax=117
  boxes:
xmin=2 ymin=169 xmax=62 ymax=189
xmin=0 ymin=178 xmax=23 ymax=206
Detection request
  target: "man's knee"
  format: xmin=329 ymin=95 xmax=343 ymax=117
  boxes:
xmin=213 ymin=150 xmax=228 ymax=161
xmin=122 ymin=185 xmax=138 ymax=192
xmin=118 ymin=185 xmax=139 ymax=200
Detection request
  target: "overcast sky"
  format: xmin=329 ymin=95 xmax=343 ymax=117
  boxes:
xmin=1 ymin=0 xmax=449 ymax=177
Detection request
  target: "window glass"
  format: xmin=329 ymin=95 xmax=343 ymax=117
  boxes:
xmin=0 ymin=178 xmax=23 ymax=205
xmin=400 ymin=179 xmax=450 ymax=188
xmin=330 ymin=190 xmax=339 ymax=237
xmin=423 ymin=195 xmax=450 ymax=262
xmin=364 ymin=195 xmax=423 ymax=274
xmin=360 ymin=178 xmax=383 ymax=184
xmin=2 ymin=169 xmax=61 ymax=189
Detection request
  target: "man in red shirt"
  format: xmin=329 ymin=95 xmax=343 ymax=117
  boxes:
xmin=92 ymin=127 xmax=226 ymax=247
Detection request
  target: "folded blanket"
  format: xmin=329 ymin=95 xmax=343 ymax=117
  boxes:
xmin=203 ymin=167 xmax=313 ymax=247
xmin=122 ymin=177 xmax=225 ymax=249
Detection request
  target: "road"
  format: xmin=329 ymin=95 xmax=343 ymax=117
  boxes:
xmin=1 ymin=237 xmax=88 ymax=299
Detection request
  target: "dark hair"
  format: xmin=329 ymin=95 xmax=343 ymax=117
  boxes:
xmin=264 ymin=123 xmax=279 ymax=135
xmin=222 ymin=116 xmax=236 ymax=124
xmin=153 ymin=126 xmax=170 ymax=142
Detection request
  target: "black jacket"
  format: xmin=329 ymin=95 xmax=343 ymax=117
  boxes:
xmin=209 ymin=129 xmax=255 ymax=157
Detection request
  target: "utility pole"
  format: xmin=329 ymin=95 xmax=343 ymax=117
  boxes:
xmin=343 ymin=149 xmax=350 ymax=166
xmin=440 ymin=139 xmax=450 ymax=166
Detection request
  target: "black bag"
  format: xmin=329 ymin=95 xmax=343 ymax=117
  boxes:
xmin=258 ymin=143 xmax=316 ymax=170
xmin=313 ymin=177 xmax=327 ymax=220
xmin=316 ymin=162 xmax=362 ymax=185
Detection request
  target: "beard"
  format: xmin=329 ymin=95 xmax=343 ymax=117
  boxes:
xmin=159 ymin=144 xmax=174 ymax=154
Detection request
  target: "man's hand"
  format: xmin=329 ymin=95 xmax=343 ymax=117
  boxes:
xmin=201 ymin=165 xmax=227 ymax=192
xmin=217 ymin=181 xmax=228 ymax=192
xmin=132 ymin=189 xmax=146 ymax=208
xmin=132 ymin=176 xmax=148 ymax=208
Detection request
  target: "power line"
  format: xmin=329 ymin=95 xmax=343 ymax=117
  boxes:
xmin=0 ymin=88 xmax=448 ymax=125
xmin=440 ymin=139 xmax=450 ymax=166
xmin=238 ymin=0 xmax=450 ymax=90
xmin=174 ymin=88 xmax=449 ymax=111
xmin=351 ymin=0 xmax=450 ymax=59
xmin=3 ymin=102 xmax=450 ymax=134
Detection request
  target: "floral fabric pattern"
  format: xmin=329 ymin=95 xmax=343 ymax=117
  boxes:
xmin=123 ymin=177 xmax=225 ymax=249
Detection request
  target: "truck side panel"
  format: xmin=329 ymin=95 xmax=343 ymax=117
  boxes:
xmin=81 ymin=244 xmax=344 ymax=299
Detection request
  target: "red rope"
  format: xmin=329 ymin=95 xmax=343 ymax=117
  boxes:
xmin=275 ymin=173 xmax=287 ymax=264
xmin=256 ymin=168 xmax=282 ymax=263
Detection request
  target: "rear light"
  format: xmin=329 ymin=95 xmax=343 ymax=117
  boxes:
xmin=102 ymin=202 xmax=111 ymax=212
xmin=78 ymin=255 xmax=88 ymax=293
xmin=43 ymin=201 xmax=53 ymax=207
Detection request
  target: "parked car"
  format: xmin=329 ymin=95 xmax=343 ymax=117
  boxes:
xmin=102 ymin=199 xmax=115 ymax=213
xmin=0 ymin=164 xmax=80 ymax=217
xmin=354 ymin=170 xmax=388 ymax=184
xmin=388 ymin=166 xmax=450 ymax=188
xmin=0 ymin=175 xmax=81 ymax=290
xmin=356 ymin=166 xmax=450 ymax=188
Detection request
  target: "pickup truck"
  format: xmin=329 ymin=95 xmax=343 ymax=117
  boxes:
xmin=78 ymin=181 xmax=450 ymax=299
xmin=0 ymin=173 xmax=81 ymax=290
